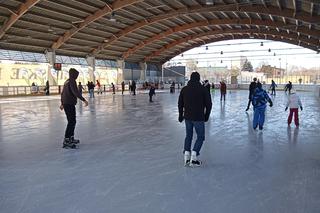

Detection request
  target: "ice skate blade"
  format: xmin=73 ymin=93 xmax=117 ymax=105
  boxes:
xmin=62 ymin=144 xmax=77 ymax=149
xmin=189 ymin=160 xmax=202 ymax=167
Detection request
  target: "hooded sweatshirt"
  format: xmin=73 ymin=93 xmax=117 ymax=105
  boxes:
xmin=61 ymin=68 xmax=86 ymax=105
xmin=178 ymin=73 xmax=212 ymax=121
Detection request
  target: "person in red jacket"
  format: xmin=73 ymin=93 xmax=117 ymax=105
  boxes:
xmin=220 ymin=81 xmax=227 ymax=101
xmin=60 ymin=68 xmax=88 ymax=149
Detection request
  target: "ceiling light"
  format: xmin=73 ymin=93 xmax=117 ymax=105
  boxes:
xmin=110 ymin=12 xmax=116 ymax=22
xmin=260 ymin=42 xmax=263 ymax=46
xmin=206 ymin=46 xmax=208 ymax=50
xmin=146 ymin=5 xmax=166 ymax=10
xmin=268 ymin=48 xmax=271 ymax=52
xmin=206 ymin=0 xmax=214 ymax=5
xmin=71 ymin=20 xmax=84 ymax=24
xmin=220 ymin=60 xmax=223 ymax=63
xmin=104 ymin=39 xmax=109 ymax=43
xmin=220 ymin=51 xmax=223 ymax=55
xmin=48 ymin=26 xmax=54 ymax=32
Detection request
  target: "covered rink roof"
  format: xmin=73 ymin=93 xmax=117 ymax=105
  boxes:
xmin=0 ymin=0 xmax=319 ymax=64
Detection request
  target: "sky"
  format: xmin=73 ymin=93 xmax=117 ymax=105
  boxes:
xmin=170 ymin=39 xmax=320 ymax=70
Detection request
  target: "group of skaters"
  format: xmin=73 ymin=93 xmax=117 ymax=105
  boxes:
xmin=59 ymin=68 xmax=303 ymax=169
xmin=245 ymin=78 xmax=302 ymax=131
xmin=178 ymin=73 xmax=303 ymax=167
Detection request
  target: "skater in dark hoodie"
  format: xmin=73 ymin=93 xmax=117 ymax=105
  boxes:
xmin=60 ymin=68 xmax=88 ymax=148
xmin=149 ymin=84 xmax=156 ymax=102
xmin=178 ymin=72 xmax=212 ymax=167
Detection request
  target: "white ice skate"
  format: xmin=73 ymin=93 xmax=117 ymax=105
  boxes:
xmin=190 ymin=151 xmax=202 ymax=167
xmin=184 ymin=151 xmax=191 ymax=166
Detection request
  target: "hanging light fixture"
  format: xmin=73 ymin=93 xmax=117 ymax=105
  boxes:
xmin=274 ymin=52 xmax=276 ymax=56
xmin=220 ymin=51 xmax=223 ymax=55
xmin=181 ymin=54 xmax=183 ymax=57
xmin=110 ymin=12 xmax=116 ymax=22
xmin=206 ymin=0 xmax=214 ymax=5
xmin=220 ymin=60 xmax=223 ymax=63
xmin=206 ymin=46 xmax=208 ymax=50
xmin=268 ymin=48 xmax=271 ymax=52
xmin=260 ymin=42 xmax=264 ymax=46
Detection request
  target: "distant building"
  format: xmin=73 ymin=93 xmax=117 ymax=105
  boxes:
xmin=257 ymin=65 xmax=285 ymax=78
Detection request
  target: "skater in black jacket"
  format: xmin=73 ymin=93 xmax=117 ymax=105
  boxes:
xmin=149 ymin=84 xmax=156 ymax=102
xmin=178 ymin=72 xmax=212 ymax=167
xmin=246 ymin=77 xmax=257 ymax=111
xmin=60 ymin=68 xmax=88 ymax=149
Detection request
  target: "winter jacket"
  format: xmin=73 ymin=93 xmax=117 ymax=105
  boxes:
xmin=286 ymin=93 xmax=302 ymax=109
xmin=248 ymin=81 xmax=257 ymax=99
xmin=252 ymin=87 xmax=272 ymax=109
xmin=61 ymin=69 xmax=86 ymax=105
xmin=149 ymin=87 xmax=156 ymax=96
xmin=178 ymin=80 xmax=212 ymax=121
xmin=220 ymin=82 xmax=227 ymax=94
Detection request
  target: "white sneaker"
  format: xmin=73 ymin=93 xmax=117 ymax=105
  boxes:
xmin=184 ymin=151 xmax=191 ymax=166
xmin=190 ymin=151 xmax=202 ymax=167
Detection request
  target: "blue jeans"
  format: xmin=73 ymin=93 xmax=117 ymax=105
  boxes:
xmin=253 ymin=105 xmax=266 ymax=128
xmin=184 ymin=120 xmax=205 ymax=156
xmin=89 ymin=89 xmax=94 ymax=98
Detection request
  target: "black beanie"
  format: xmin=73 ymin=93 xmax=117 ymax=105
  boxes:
xmin=190 ymin=72 xmax=200 ymax=82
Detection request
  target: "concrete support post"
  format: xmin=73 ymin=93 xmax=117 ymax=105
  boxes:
xmin=117 ymin=59 xmax=125 ymax=83
xmin=45 ymin=49 xmax=56 ymax=85
xmin=139 ymin=62 xmax=147 ymax=82
xmin=86 ymin=56 xmax=95 ymax=82
xmin=161 ymin=64 xmax=164 ymax=83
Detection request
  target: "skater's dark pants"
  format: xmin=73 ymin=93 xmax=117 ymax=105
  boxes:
xmin=149 ymin=95 xmax=153 ymax=102
xmin=220 ymin=93 xmax=226 ymax=101
xmin=184 ymin=120 xmax=205 ymax=156
xmin=271 ymin=88 xmax=276 ymax=95
xmin=63 ymin=104 xmax=76 ymax=139
xmin=253 ymin=105 xmax=266 ymax=128
xmin=288 ymin=108 xmax=299 ymax=126
xmin=246 ymin=98 xmax=252 ymax=109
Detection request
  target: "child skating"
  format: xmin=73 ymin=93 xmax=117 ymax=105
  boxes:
xmin=285 ymin=89 xmax=303 ymax=127
xmin=252 ymin=82 xmax=273 ymax=130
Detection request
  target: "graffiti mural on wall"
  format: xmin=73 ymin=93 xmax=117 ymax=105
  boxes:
xmin=0 ymin=61 xmax=120 ymax=86
xmin=0 ymin=62 xmax=49 ymax=86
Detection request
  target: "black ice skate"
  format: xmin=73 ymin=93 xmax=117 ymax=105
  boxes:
xmin=62 ymin=138 xmax=77 ymax=149
xmin=70 ymin=136 xmax=80 ymax=144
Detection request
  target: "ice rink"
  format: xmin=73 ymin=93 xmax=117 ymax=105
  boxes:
xmin=1 ymin=90 xmax=320 ymax=213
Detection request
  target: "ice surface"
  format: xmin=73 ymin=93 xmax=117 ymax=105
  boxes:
xmin=0 ymin=90 xmax=320 ymax=213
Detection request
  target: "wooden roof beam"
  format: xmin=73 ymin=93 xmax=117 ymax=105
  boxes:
xmin=159 ymin=34 xmax=318 ymax=63
xmin=92 ymin=4 xmax=320 ymax=55
xmin=51 ymin=0 xmax=143 ymax=49
xmin=0 ymin=0 xmax=41 ymax=39
xmin=123 ymin=18 xmax=320 ymax=58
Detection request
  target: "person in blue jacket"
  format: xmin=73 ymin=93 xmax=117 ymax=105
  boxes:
xmin=252 ymin=82 xmax=273 ymax=130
